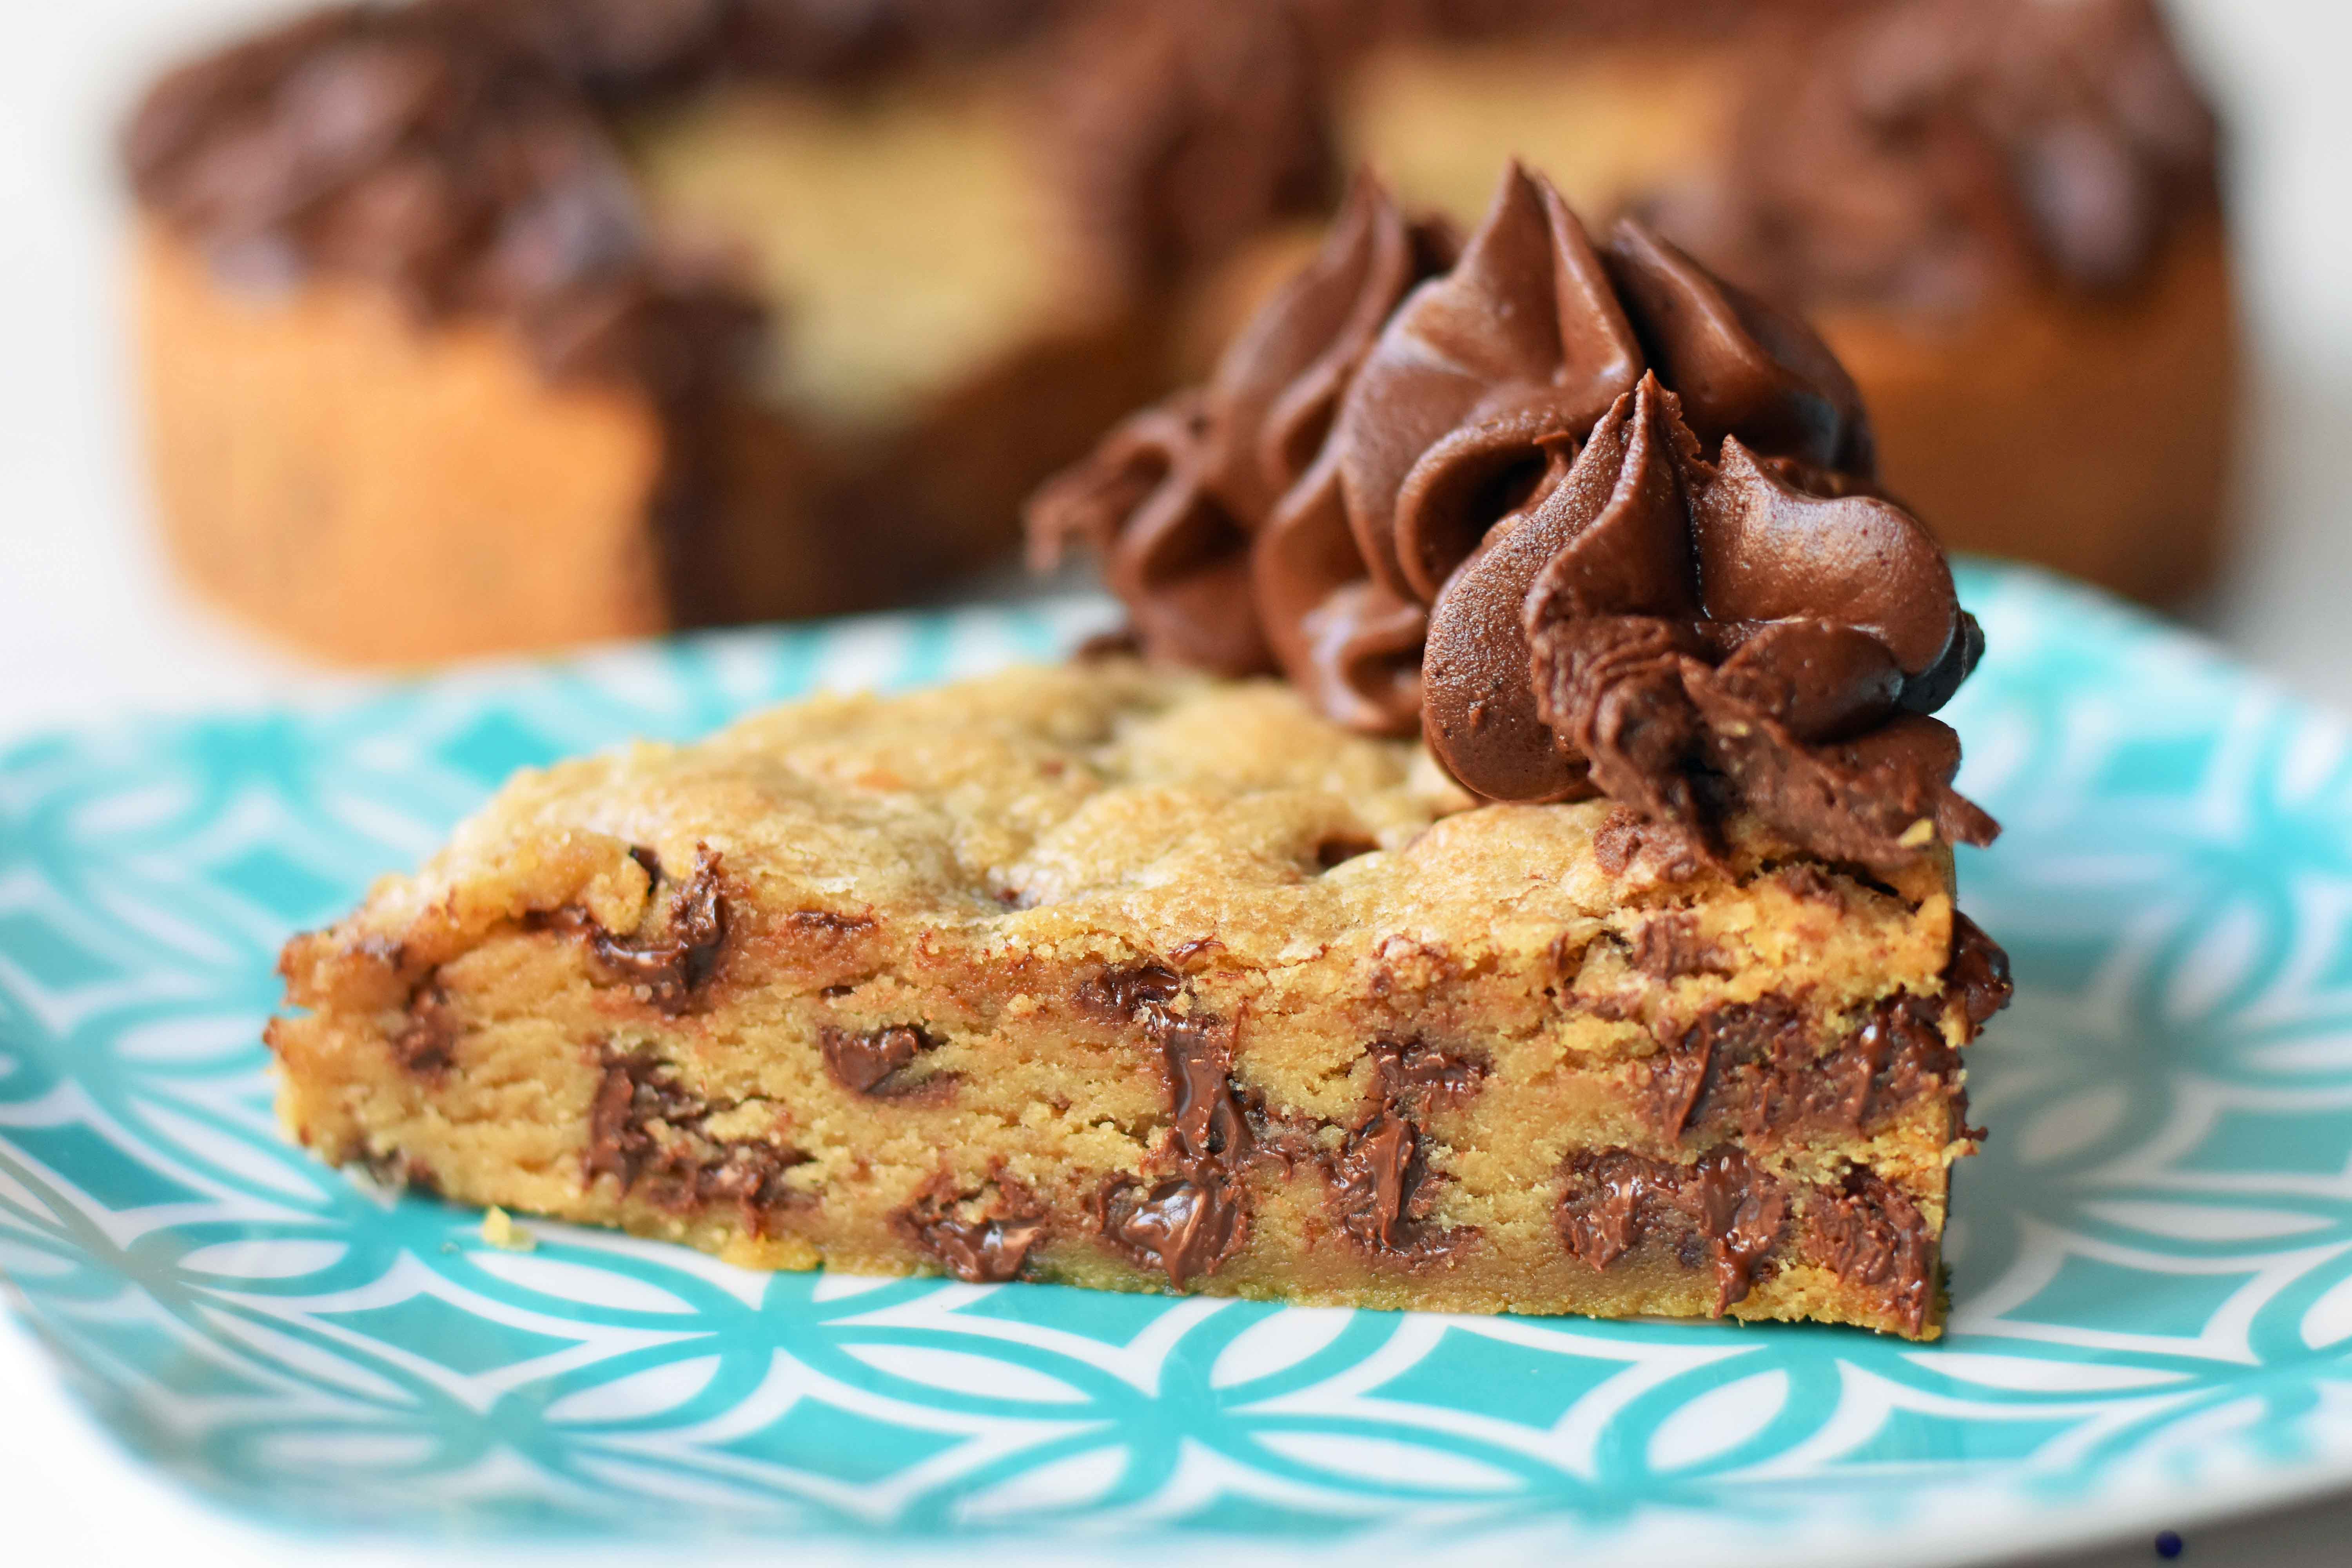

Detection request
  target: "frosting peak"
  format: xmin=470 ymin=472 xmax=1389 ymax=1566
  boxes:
xmin=1029 ymin=163 xmax=1996 ymax=867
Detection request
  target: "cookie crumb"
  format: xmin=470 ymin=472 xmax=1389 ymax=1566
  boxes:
xmin=480 ymin=1207 xmax=535 ymax=1251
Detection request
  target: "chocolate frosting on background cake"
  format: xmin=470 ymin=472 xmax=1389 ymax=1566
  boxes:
xmin=123 ymin=0 xmax=1072 ymax=391
xmin=1031 ymin=164 xmax=1998 ymax=869
xmin=1652 ymin=0 xmax=2222 ymax=310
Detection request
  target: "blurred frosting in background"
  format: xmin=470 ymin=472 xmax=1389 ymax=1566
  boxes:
xmin=121 ymin=0 xmax=2234 ymax=665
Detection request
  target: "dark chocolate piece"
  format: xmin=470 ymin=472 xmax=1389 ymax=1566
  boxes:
xmin=1323 ymin=1038 xmax=1485 ymax=1262
xmin=820 ymin=1024 xmax=939 ymax=1096
xmin=1074 ymin=961 xmax=1185 ymax=1026
xmin=583 ymin=1044 xmax=807 ymax=1233
xmin=530 ymin=844 xmax=728 ymax=1012
xmin=899 ymin=1173 xmax=1047 ymax=1284
xmin=583 ymin=1044 xmax=701 ymax=1192
xmin=1369 ymin=1037 xmax=1488 ymax=1116
xmin=1630 ymin=911 xmax=1725 ymax=980
xmin=356 ymin=1145 xmax=439 ymax=1195
xmin=1646 ymin=993 xmax=1967 ymax=1145
xmin=1803 ymin=1165 xmax=1936 ymax=1336
xmin=390 ymin=974 xmax=458 ymax=1080
xmin=1947 ymin=911 xmax=2013 ymax=1027
xmin=1556 ymin=1145 xmax=1788 ymax=1312
xmin=1558 ymin=1142 xmax=1939 ymax=1328
xmin=1088 ymin=961 xmax=1255 ymax=1286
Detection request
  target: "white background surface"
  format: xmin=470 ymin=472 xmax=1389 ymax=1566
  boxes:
xmin=2 ymin=2 xmax=2350 ymax=1562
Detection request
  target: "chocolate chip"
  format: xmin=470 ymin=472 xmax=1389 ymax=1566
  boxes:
xmin=1085 ymin=965 xmax=1257 ymax=1287
xmin=529 ymin=845 xmax=728 ymax=1013
xmin=356 ymin=1146 xmax=437 ymax=1196
xmin=1323 ymin=1039 xmax=1483 ymax=1263
xmin=1168 ymin=936 xmax=1225 ymax=967
xmin=1774 ymin=863 xmax=1845 ymax=906
xmin=900 ymin=1175 xmax=1047 ymax=1284
xmin=390 ymin=975 xmax=458 ymax=1082
xmin=1368 ymin=1038 xmax=1487 ymax=1115
xmin=1947 ymin=912 xmax=2013 ymax=1028
xmin=1556 ymin=1145 xmax=1787 ymax=1313
xmin=582 ymin=1045 xmax=807 ymax=1234
xmin=1314 ymin=835 xmax=1378 ymax=870
xmin=1628 ymin=911 xmax=1727 ymax=980
xmin=1097 ymin=1170 xmax=1247 ymax=1287
xmin=820 ymin=1024 xmax=940 ymax=1097
xmin=1645 ymin=995 xmax=1964 ymax=1144
xmin=1801 ymin=1165 xmax=1935 ymax=1336
xmin=1074 ymin=962 xmax=1183 ymax=1025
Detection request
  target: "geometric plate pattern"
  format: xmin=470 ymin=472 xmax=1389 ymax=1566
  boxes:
xmin=7 ymin=564 xmax=2352 ymax=1567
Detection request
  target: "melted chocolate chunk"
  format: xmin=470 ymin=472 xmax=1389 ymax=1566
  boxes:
xmin=1089 ymin=961 xmax=1256 ymax=1286
xmin=1803 ymin=1165 xmax=1938 ymax=1337
xmin=1555 ymin=1149 xmax=1648 ymax=1270
xmin=583 ymin=1045 xmax=807 ymax=1233
xmin=1630 ymin=911 xmax=1726 ymax=980
xmin=390 ymin=974 xmax=458 ymax=1080
xmin=1328 ymin=1110 xmax=1426 ymax=1252
xmin=531 ymin=845 xmax=728 ymax=1013
xmin=1687 ymin=1147 xmax=1789 ymax=1310
xmin=1323 ymin=1038 xmax=1485 ymax=1262
xmin=1168 ymin=936 xmax=1225 ymax=967
xmin=820 ymin=1024 xmax=941 ymax=1097
xmin=1646 ymin=994 xmax=1967 ymax=1145
xmin=1947 ymin=912 xmax=2014 ymax=1028
xmin=1074 ymin=961 xmax=1184 ymax=1026
xmin=1368 ymin=1038 xmax=1488 ymax=1116
xmin=1162 ymin=1018 xmax=1250 ymax=1167
xmin=1774 ymin=863 xmax=1845 ymax=906
xmin=1556 ymin=1146 xmax=1788 ymax=1312
xmin=1098 ymin=1170 xmax=1248 ymax=1286
xmin=899 ymin=1173 xmax=1047 ymax=1284
xmin=583 ymin=1045 xmax=701 ymax=1192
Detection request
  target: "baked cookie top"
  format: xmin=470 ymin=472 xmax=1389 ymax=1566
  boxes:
xmin=284 ymin=658 xmax=1959 ymax=1022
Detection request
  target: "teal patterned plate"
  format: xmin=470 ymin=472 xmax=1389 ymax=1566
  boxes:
xmin=6 ymin=563 xmax=2352 ymax=1567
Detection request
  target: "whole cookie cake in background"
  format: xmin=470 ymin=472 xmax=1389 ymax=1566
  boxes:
xmin=122 ymin=0 xmax=2235 ymax=666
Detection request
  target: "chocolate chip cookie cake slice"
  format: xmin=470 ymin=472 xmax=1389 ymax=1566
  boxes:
xmin=269 ymin=162 xmax=2010 ymax=1338
xmin=271 ymin=661 xmax=2002 ymax=1338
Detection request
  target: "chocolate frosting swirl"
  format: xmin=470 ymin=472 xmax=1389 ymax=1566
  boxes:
xmin=1033 ymin=162 xmax=1996 ymax=866
xmin=1653 ymin=0 xmax=2222 ymax=309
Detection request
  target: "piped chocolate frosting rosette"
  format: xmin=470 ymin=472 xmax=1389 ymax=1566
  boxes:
xmin=1028 ymin=162 xmax=1996 ymax=870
